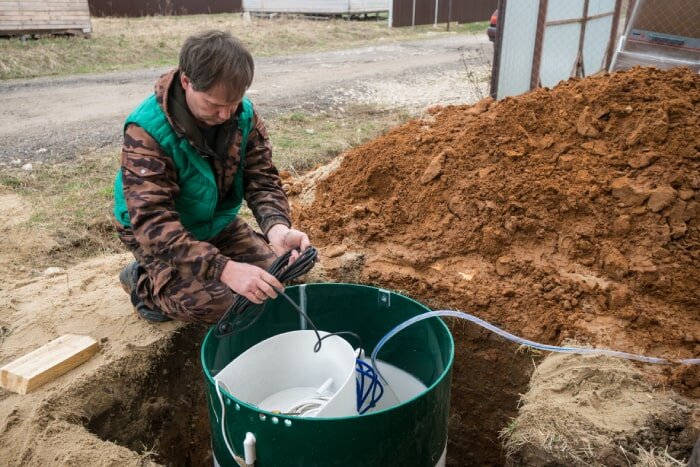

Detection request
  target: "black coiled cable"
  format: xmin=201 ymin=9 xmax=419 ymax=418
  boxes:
xmin=216 ymin=246 xmax=318 ymax=337
xmin=215 ymin=245 xmax=362 ymax=353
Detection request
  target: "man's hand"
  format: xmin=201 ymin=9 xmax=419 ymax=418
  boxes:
xmin=267 ymin=224 xmax=311 ymax=263
xmin=221 ymin=260 xmax=284 ymax=304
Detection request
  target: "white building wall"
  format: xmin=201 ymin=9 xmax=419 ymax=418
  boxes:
xmin=243 ymin=0 xmax=388 ymax=14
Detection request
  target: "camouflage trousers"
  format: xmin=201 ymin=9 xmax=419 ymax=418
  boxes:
xmin=117 ymin=217 xmax=276 ymax=324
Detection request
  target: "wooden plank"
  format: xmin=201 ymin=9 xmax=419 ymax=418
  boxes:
xmin=0 ymin=20 xmax=91 ymax=27
xmin=0 ymin=23 xmax=91 ymax=30
xmin=0 ymin=1 xmax=87 ymax=8
xmin=0 ymin=335 xmax=99 ymax=395
xmin=0 ymin=27 xmax=89 ymax=35
xmin=0 ymin=24 xmax=91 ymax=29
xmin=0 ymin=10 xmax=89 ymax=16
xmin=0 ymin=6 xmax=88 ymax=13
xmin=0 ymin=4 xmax=89 ymax=10
xmin=0 ymin=4 xmax=89 ymax=9
xmin=0 ymin=11 xmax=90 ymax=18
xmin=0 ymin=19 xmax=91 ymax=26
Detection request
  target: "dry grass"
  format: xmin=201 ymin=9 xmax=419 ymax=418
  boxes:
xmin=499 ymin=354 xmax=693 ymax=467
xmin=500 ymin=414 xmax=594 ymax=466
xmin=0 ymin=107 xmax=409 ymax=271
xmin=624 ymin=445 xmax=686 ymax=467
xmin=1 ymin=153 xmax=123 ymax=268
xmin=0 ymin=14 xmax=487 ymax=80
xmin=268 ymin=105 xmax=410 ymax=172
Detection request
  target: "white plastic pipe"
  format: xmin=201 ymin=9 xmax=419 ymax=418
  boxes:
xmin=244 ymin=432 xmax=256 ymax=466
xmin=434 ymin=0 xmax=439 ymax=27
xmin=316 ymin=377 xmax=334 ymax=395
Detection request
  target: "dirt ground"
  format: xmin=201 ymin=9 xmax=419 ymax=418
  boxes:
xmin=0 ymin=56 xmax=698 ymax=467
xmin=294 ymin=66 xmax=700 ymax=465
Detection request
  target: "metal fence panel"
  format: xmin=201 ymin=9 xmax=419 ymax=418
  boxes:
xmin=88 ymin=0 xmax=242 ymax=17
xmin=445 ymin=1 xmax=497 ymax=24
xmin=540 ymin=21 xmax=582 ymax=88
xmin=494 ymin=0 xmax=621 ymax=99
xmin=583 ymin=14 xmax=616 ymax=74
xmin=391 ymin=0 xmax=497 ymax=27
xmin=496 ymin=0 xmax=539 ymax=98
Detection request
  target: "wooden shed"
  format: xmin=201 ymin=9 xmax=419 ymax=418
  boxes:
xmin=0 ymin=0 xmax=92 ymax=36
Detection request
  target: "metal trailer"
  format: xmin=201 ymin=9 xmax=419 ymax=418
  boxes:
xmin=610 ymin=0 xmax=700 ymax=73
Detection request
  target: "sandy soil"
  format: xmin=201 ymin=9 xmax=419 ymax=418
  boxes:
xmin=0 ymin=253 xmax=180 ymax=465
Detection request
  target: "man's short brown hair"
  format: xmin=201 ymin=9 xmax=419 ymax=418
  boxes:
xmin=179 ymin=30 xmax=254 ymax=100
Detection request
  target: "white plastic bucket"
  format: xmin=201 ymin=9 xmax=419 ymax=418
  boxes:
xmin=214 ymin=330 xmax=357 ymax=418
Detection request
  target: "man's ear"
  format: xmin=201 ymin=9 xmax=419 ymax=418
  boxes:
xmin=180 ymin=73 xmax=190 ymax=90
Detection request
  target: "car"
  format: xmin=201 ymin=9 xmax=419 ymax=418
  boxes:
xmin=487 ymin=9 xmax=498 ymax=42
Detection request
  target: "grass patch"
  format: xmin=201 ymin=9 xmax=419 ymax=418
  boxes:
xmin=0 ymin=14 xmax=487 ymax=80
xmin=0 ymin=154 xmax=123 ymax=269
xmin=268 ymin=105 xmax=411 ymax=172
xmin=0 ymin=107 xmax=410 ymax=270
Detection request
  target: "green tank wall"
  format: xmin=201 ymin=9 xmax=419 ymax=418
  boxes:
xmin=201 ymin=283 xmax=454 ymax=466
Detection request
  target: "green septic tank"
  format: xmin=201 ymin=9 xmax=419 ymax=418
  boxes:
xmin=201 ymin=283 xmax=454 ymax=466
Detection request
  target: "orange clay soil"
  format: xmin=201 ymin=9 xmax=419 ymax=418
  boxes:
xmin=296 ymin=67 xmax=700 ymax=394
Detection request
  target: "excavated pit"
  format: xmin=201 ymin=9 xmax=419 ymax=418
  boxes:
xmin=83 ymin=323 xmax=532 ymax=466
xmin=85 ymin=326 xmax=212 ymax=466
xmin=446 ymin=324 xmax=537 ymax=466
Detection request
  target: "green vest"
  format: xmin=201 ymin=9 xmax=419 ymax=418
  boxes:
xmin=113 ymin=94 xmax=254 ymax=241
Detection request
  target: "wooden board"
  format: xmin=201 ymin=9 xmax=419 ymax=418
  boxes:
xmin=0 ymin=334 xmax=99 ymax=395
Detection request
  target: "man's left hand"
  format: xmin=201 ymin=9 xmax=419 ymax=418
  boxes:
xmin=267 ymin=224 xmax=311 ymax=263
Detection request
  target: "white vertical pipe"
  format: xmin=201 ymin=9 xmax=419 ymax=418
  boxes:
xmin=243 ymin=432 xmax=256 ymax=466
xmin=389 ymin=0 xmax=393 ymax=27
xmin=434 ymin=0 xmax=439 ymax=26
xmin=412 ymin=0 xmax=416 ymax=27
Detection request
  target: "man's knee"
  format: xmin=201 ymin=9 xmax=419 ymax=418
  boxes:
xmin=155 ymin=277 xmax=234 ymax=324
xmin=211 ymin=219 xmax=276 ymax=269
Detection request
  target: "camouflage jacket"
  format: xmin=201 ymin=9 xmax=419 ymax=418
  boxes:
xmin=118 ymin=69 xmax=290 ymax=282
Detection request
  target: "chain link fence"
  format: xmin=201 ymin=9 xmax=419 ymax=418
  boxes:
xmin=611 ymin=0 xmax=700 ymax=72
xmin=493 ymin=0 xmax=626 ymax=99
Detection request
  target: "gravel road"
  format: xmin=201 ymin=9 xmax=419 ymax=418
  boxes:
xmin=0 ymin=35 xmax=492 ymax=165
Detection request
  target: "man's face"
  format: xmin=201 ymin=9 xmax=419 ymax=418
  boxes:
xmin=181 ymin=74 xmax=241 ymax=127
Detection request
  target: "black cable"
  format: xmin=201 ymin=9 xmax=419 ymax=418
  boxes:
xmin=215 ymin=245 xmax=361 ymax=353
xmin=272 ymin=286 xmax=363 ymax=353
xmin=215 ymin=246 xmax=318 ymax=337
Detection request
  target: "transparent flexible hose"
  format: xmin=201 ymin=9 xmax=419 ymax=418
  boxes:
xmin=370 ymin=310 xmax=700 ymax=382
xmin=215 ymin=380 xmax=239 ymax=462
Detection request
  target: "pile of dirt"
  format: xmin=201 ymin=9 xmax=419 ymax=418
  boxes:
xmin=295 ymin=66 xmax=699 ymax=463
xmin=297 ymin=66 xmax=699 ymax=368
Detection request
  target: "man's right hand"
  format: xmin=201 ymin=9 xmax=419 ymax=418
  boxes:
xmin=221 ymin=260 xmax=284 ymax=304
